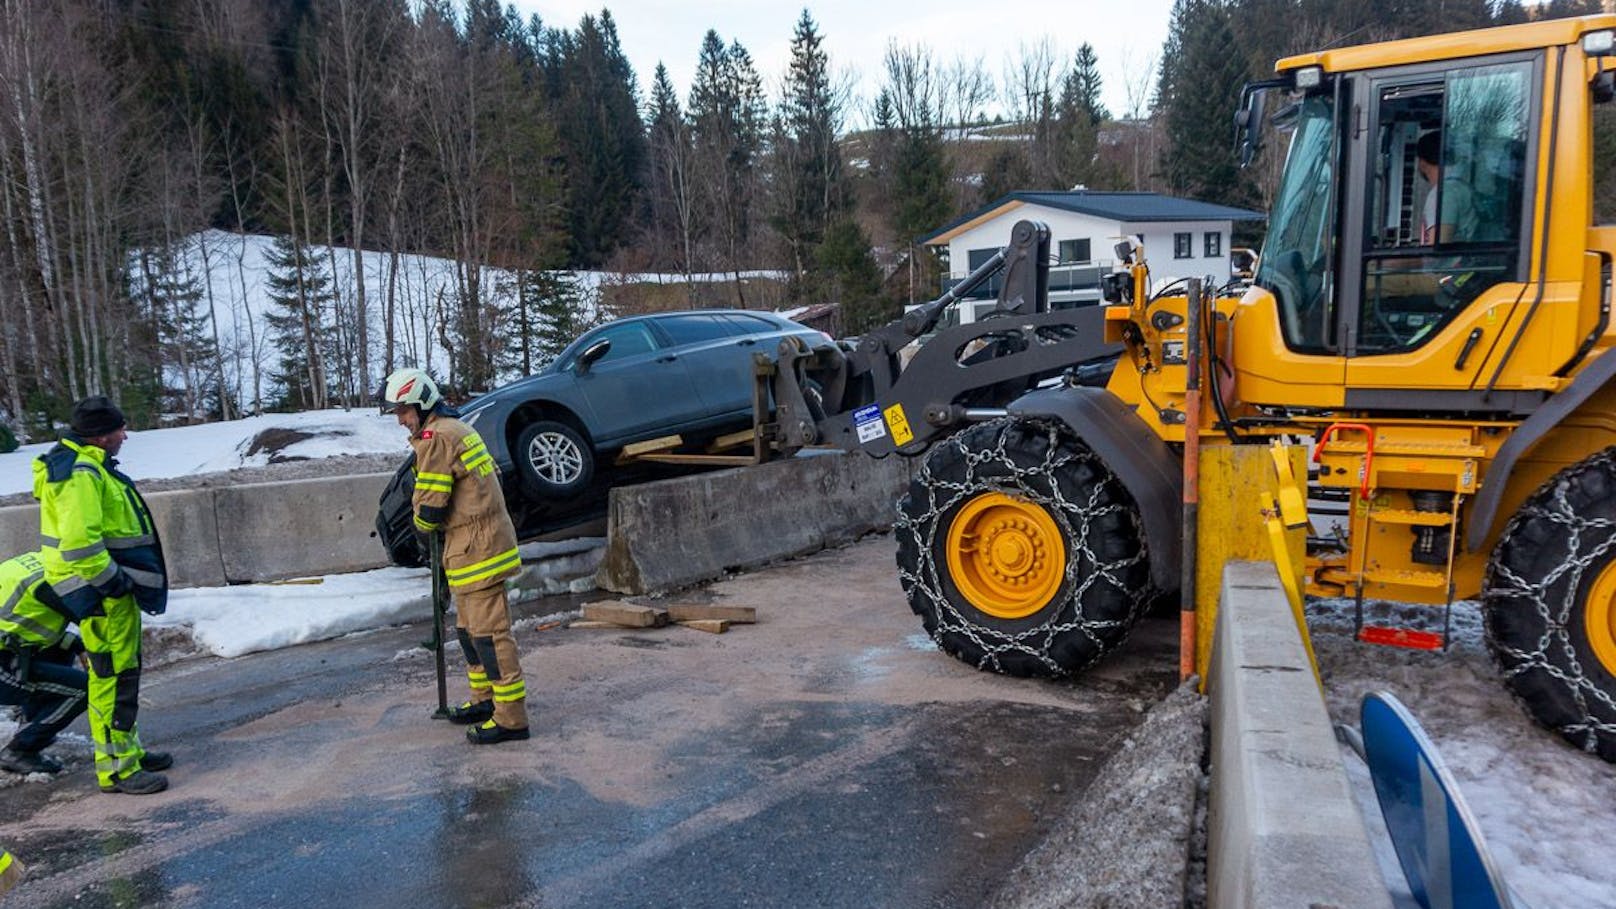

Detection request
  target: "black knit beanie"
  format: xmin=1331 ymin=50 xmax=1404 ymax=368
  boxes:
xmin=70 ymin=396 xmax=127 ymax=437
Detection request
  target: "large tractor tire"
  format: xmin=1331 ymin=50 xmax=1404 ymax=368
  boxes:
xmin=895 ymin=418 xmax=1153 ymax=678
xmin=1483 ymin=448 xmax=1616 ymax=762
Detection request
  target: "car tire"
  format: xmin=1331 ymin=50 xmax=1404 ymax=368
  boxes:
xmin=514 ymin=420 xmax=594 ymax=500
xmin=1483 ymin=448 xmax=1616 ymax=762
xmin=895 ymin=418 xmax=1152 ymax=678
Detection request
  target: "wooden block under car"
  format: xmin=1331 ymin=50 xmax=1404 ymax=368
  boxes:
xmin=581 ymin=600 xmax=670 ymax=628
xmin=567 ymin=620 xmax=622 ymax=630
xmin=666 ymin=604 xmax=757 ymax=624
xmin=678 ymin=619 xmax=730 ymax=634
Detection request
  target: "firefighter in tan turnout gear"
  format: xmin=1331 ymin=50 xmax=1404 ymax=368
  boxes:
xmin=382 ymin=368 xmax=529 ymax=744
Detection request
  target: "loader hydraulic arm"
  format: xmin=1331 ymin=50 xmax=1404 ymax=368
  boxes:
xmin=760 ymin=219 xmax=1123 ymax=458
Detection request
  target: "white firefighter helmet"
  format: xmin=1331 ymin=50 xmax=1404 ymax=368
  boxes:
xmin=381 ymin=367 xmax=442 ymax=413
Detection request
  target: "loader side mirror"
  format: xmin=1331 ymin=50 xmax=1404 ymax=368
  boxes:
xmin=1235 ymin=87 xmax=1268 ymax=167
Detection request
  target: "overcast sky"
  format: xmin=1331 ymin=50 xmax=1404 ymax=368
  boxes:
xmin=513 ymin=1 xmax=1179 ymax=127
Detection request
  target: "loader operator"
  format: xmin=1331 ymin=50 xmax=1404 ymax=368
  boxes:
xmin=0 ymin=550 xmax=89 ymax=777
xmin=32 ymin=396 xmax=171 ymax=795
xmin=381 ymin=368 xmax=530 ymax=745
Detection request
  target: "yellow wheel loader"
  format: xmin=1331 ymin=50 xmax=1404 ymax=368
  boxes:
xmin=762 ymin=15 xmax=1616 ymax=761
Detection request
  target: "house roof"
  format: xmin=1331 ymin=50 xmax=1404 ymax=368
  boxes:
xmin=919 ymin=191 xmax=1267 ymax=246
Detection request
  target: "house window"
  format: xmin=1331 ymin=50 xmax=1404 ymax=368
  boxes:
xmin=1058 ymin=238 xmax=1091 ymax=264
xmin=1174 ymin=232 xmax=1193 ymax=259
xmin=966 ymin=248 xmax=997 ymax=272
xmin=1204 ymin=232 xmax=1221 ymax=257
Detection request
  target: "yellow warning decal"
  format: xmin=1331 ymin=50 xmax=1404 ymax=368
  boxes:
xmin=884 ymin=403 xmax=914 ymax=447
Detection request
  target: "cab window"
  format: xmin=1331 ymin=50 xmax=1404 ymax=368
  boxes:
xmin=1359 ymin=61 xmax=1531 ymax=354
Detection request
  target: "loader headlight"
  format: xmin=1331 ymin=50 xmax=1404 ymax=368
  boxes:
xmin=1294 ymin=66 xmax=1323 ymax=90
xmin=1585 ymin=30 xmax=1615 ymax=57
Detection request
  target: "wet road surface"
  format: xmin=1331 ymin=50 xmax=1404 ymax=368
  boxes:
xmin=0 ymin=534 xmax=1177 ymax=908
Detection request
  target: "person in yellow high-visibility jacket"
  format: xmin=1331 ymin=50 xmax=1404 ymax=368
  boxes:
xmin=381 ymin=369 xmax=529 ymax=744
xmin=0 ymin=551 xmax=88 ymax=776
xmin=32 ymin=397 xmax=172 ymax=794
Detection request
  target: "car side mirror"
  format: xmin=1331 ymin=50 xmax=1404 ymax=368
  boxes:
xmin=577 ymin=339 xmax=611 ymax=374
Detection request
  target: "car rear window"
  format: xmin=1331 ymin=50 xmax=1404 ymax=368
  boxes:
xmin=720 ymin=313 xmax=780 ymax=336
xmin=658 ymin=314 xmax=734 ymax=345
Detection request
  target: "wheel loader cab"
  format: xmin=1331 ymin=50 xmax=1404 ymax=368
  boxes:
xmin=1235 ymin=17 xmax=1616 ymax=415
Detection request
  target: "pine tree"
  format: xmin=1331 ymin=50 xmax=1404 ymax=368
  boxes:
xmin=551 ymin=11 xmax=647 ymax=267
xmin=816 ymin=219 xmax=888 ymax=334
xmin=646 ymin=62 xmax=700 ymax=282
xmin=263 ymin=234 xmax=336 ymax=410
xmin=135 ymin=243 xmax=220 ymax=421
xmin=773 ymin=10 xmax=848 ymax=285
xmin=1054 ymin=45 xmax=1106 ymax=190
xmin=499 ymin=270 xmax=594 ymax=376
xmin=688 ymin=30 xmax=767 ymax=300
xmin=1158 ymin=0 xmax=1255 ymax=207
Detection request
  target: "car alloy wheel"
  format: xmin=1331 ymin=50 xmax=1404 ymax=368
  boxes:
xmin=514 ymin=420 xmax=595 ymax=500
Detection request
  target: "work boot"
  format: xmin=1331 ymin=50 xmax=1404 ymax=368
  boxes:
xmin=446 ymin=700 xmax=494 ymax=726
xmin=466 ymin=719 xmax=529 ymax=745
xmin=140 ymin=751 xmax=173 ymax=772
xmin=101 ymin=770 xmax=168 ymax=795
xmin=0 ymin=747 xmax=62 ymax=775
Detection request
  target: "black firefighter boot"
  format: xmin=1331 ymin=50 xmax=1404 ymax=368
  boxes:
xmin=446 ymin=700 xmax=494 ymax=726
xmin=466 ymin=719 xmax=529 ymax=745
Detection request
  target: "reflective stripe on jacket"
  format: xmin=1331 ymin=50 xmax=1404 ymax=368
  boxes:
xmin=32 ymin=437 xmax=168 ymax=618
xmin=408 ymin=412 xmax=520 ymax=591
xmin=0 ymin=551 xmax=73 ymax=648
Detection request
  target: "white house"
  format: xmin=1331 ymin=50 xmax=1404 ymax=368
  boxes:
xmin=919 ymin=191 xmax=1266 ymax=323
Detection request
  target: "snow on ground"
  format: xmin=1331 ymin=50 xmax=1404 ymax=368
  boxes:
xmin=147 ymin=565 xmax=431 ymax=659
xmin=0 ymin=408 xmax=404 ymax=497
xmin=1309 ymin=597 xmax=1616 ymax=908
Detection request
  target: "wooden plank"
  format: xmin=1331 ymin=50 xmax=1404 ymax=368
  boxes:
xmin=628 ymin=453 xmax=756 ymax=467
xmin=619 ymin=435 xmax=683 ymax=459
xmin=567 ymin=620 xmax=622 ymax=630
xmin=678 ymin=619 xmax=730 ymax=634
xmin=709 ymin=429 xmax=756 ymax=451
xmin=581 ymin=600 xmax=669 ymax=628
xmin=667 ymin=603 xmax=757 ymax=624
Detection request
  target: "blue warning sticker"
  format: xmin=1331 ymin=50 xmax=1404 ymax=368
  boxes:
xmin=853 ymin=404 xmax=887 ymax=444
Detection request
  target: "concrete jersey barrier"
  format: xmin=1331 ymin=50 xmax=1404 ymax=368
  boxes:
xmin=0 ymin=473 xmax=396 ymax=587
xmin=596 ymin=451 xmax=916 ymax=595
xmin=1206 ymin=561 xmax=1392 ymax=909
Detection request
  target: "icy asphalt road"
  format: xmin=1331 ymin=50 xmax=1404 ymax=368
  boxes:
xmin=0 ymin=536 xmax=1179 ymax=909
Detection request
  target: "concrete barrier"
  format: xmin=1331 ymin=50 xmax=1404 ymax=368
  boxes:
xmin=213 ymin=474 xmax=393 ymax=583
xmin=596 ymin=451 xmax=915 ymax=595
xmin=0 ymin=473 xmax=396 ymax=587
xmin=1206 ymin=561 xmax=1391 ymax=909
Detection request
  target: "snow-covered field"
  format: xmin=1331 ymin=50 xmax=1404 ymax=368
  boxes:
xmin=1311 ymin=598 xmax=1616 ymax=907
xmin=0 ymin=408 xmax=404 ymax=498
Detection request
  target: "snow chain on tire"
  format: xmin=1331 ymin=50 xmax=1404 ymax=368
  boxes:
xmin=895 ymin=418 xmax=1153 ymax=678
xmin=1484 ymin=447 xmax=1616 ymax=761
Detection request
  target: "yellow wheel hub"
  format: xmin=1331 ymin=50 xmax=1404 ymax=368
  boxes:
xmin=1585 ymin=558 xmax=1616 ymax=676
xmin=945 ymin=492 xmax=1067 ymax=620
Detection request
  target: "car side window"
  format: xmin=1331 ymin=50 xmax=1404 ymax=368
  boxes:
xmin=720 ymin=313 xmax=779 ymax=337
xmin=588 ymin=322 xmax=659 ymax=365
xmin=658 ymin=314 xmax=734 ymax=346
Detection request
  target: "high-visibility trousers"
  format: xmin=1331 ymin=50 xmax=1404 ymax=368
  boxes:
xmin=80 ymin=595 xmax=148 ymax=787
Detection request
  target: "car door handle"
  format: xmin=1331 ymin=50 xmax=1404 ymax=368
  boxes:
xmin=735 ymin=338 xmax=756 ymax=346
xmin=657 ymin=354 xmax=679 ymax=363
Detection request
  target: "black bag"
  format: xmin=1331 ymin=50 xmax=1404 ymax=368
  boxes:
xmin=375 ymin=454 xmax=428 ymax=568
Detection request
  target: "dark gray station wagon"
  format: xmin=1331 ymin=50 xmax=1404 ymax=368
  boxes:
xmin=377 ymin=309 xmax=832 ymax=565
